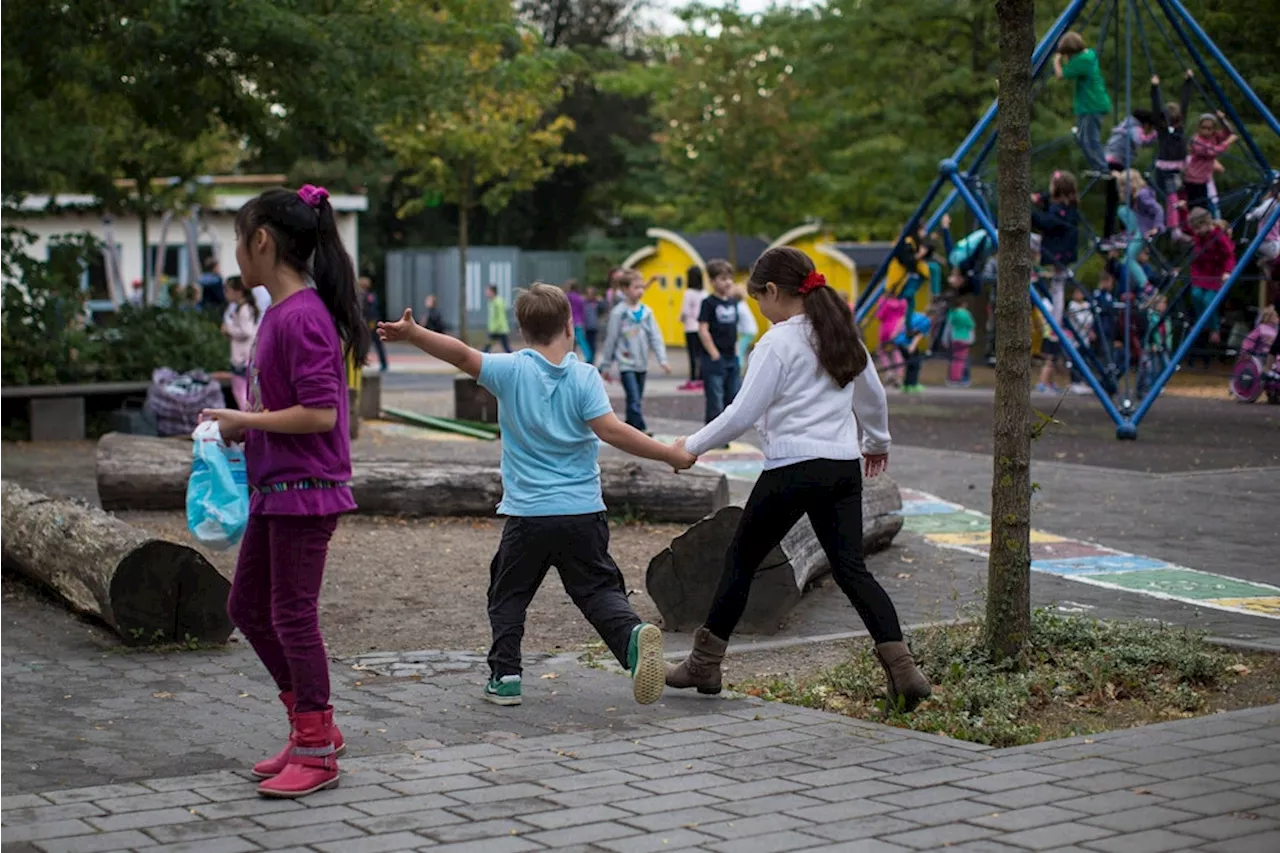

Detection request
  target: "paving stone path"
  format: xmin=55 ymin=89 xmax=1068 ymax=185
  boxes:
xmin=3 ymin=672 xmax=1279 ymax=853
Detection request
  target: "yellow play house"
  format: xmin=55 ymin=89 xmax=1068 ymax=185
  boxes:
xmin=622 ymin=224 xmax=933 ymax=351
xmin=621 ymin=229 xmax=770 ymax=347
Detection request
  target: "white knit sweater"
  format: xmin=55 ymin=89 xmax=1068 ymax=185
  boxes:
xmin=685 ymin=315 xmax=891 ymax=466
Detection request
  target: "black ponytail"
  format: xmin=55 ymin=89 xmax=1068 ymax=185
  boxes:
xmin=312 ymin=200 xmax=369 ymax=365
xmin=747 ymin=246 xmax=867 ymax=387
xmin=234 ymin=187 xmax=369 ymax=365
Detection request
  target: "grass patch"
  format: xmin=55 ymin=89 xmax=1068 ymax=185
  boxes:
xmin=730 ymin=610 xmax=1280 ymax=748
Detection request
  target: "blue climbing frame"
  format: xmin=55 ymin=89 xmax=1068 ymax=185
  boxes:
xmin=855 ymin=0 xmax=1280 ymax=440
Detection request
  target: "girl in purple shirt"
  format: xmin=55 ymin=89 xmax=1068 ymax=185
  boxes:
xmin=201 ymin=185 xmax=368 ymax=799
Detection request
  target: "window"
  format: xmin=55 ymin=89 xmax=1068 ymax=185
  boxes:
xmin=675 ymin=276 xmax=684 ymax=290
xmin=156 ymin=244 xmax=217 ymax=284
xmin=656 ymin=275 xmax=668 ymax=289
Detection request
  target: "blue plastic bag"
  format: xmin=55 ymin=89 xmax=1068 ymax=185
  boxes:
xmin=186 ymin=420 xmax=249 ymax=550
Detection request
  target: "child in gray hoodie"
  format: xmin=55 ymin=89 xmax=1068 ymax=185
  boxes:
xmin=599 ymin=270 xmax=670 ymax=433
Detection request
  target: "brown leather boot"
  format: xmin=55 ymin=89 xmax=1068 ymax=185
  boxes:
xmin=874 ymin=641 xmax=932 ymax=712
xmin=665 ymin=627 xmax=728 ymax=695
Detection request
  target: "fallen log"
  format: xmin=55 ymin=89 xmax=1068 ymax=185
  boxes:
xmin=0 ymin=481 xmax=234 ymax=646
xmin=646 ymin=474 xmax=903 ymax=635
xmin=95 ymin=433 xmax=728 ymax=523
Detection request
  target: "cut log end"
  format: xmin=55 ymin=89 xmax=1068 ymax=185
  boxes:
xmin=111 ymin=541 xmax=235 ymax=646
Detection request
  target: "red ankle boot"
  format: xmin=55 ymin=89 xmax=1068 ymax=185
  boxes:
xmin=257 ymin=710 xmax=339 ymax=798
xmin=252 ymin=692 xmax=346 ymax=779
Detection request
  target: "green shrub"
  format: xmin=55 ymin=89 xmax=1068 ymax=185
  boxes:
xmin=2 ymin=227 xmax=228 ymax=386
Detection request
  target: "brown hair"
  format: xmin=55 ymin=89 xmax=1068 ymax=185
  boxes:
xmin=747 ymin=247 xmax=867 ymax=387
xmin=1187 ymin=207 xmax=1213 ymax=229
xmin=706 ymin=258 xmax=734 ymax=280
xmin=1165 ymin=101 xmax=1183 ymax=126
xmin=1058 ymin=32 xmax=1087 ymax=55
xmin=1051 ymin=170 xmax=1079 ymax=207
xmin=515 ymin=282 xmax=572 ymax=345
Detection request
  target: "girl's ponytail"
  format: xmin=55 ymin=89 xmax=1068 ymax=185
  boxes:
xmin=311 ymin=196 xmax=369 ymax=365
xmin=747 ymin=246 xmax=867 ymax=387
xmin=234 ymin=185 xmax=369 ymax=365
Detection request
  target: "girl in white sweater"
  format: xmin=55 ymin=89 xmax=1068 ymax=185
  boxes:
xmin=666 ymin=247 xmax=930 ymax=711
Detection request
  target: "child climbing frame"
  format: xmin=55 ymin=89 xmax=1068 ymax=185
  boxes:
xmin=853 ymin=0 xmax=1280 ymax=440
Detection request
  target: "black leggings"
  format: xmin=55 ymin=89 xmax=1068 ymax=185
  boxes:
xmin=685 ymin=332 xmax=704 ymax=381
xmin=704 ymin=458 xmax=904 ymax=644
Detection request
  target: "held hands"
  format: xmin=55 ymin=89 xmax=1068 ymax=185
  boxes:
xmin=864 ymin=453 xmax=889 ymax=478
xmin=668 ymin=437 xmax=697 ymax=473
xmin=378 ymin=309 xmax=416 ymax=342
xmin=199 ymin=408 xmax=251 ymax=443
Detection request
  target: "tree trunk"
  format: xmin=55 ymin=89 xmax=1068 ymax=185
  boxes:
xmin=986 ymin=0 xmax=1035 ymax=663
xmin=646 ymin=474 xmax=903 ymax=634
xmin=724 ymin=209 xmax=738 ymax=271
xmin=0 ymin=481 xmax=233 ymax=646
xmin=95 ymin=433 xmax=729 ymax=523
xmin=140 ymin=196 xmax=152 ymax=305
xmin=457 ymin=181 xmax=471 ymax=344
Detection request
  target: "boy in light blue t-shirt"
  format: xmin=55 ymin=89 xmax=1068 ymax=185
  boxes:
xmin=378 ymin=284 xmax=694 ymax=708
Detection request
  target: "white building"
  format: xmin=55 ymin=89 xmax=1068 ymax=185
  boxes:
xmin=3 ymin=186 xmax=367 ymax=314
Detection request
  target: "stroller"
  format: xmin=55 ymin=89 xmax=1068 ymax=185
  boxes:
xmin=1229 ymin=314 xmax=1279 ymax=403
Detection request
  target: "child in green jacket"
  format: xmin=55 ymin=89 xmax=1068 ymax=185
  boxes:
xmin=1055 ymin=31 xmax=1112 ymax=173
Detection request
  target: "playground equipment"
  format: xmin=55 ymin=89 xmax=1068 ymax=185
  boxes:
xmin=854 ymin=0 xmax=1280 ymax=440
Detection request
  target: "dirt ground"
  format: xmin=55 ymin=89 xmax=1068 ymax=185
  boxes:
xmin=121 ymin=511 xmax=681 ymax=658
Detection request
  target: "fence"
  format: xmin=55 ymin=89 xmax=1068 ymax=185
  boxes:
xmin=385 ymin=247 xmax=585 ymax=334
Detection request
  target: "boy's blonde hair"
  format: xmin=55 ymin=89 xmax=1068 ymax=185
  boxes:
xmin=1058 ymin=32 xmax=1087 ymax=55
xmin=515 ymin=282 xmax=572 ymax=345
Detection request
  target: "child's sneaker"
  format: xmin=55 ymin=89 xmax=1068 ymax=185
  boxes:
xmin=627 ymin=623 xmax=665 ymax=705
xmin=902 ymin=384 xmax=924 ymax=394
xmin=1069 ymin=382 xmax=1090 ymax=395
xmin=483 ymin=675 xmax=522 ymax=706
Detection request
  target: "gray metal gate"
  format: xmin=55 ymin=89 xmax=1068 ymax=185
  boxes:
xmin=385 ymin=247 xmax=583 ymax=335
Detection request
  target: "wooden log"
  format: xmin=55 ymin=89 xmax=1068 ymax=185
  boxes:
xmin=0 ymin=481 xmax=234 ymax=646
xmin=646 ymin=474 xmax=904 ymax=635
xmin=95 ymin=433 xmax=729 ymax=523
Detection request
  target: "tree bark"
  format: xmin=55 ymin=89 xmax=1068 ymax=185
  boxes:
xmin=646 ymin=474 xmax=903 ymax=634
xmin=95 ymin=433 xmax=729 ymax=523
xmin=986 ymin=0 xmax=1035 ymax=663
xmin=457 ymin=177 xmax=471 ymax=344
xmin=1 ymin=481 xmax=233 ymax=646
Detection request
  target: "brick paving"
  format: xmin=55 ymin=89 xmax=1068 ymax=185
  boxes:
xmin=3 ymin=681 xmax=1277 ymax=852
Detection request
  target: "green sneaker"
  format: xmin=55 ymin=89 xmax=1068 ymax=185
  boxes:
xmin=483 ymin=675 xmax=522 ymax=706
xmin=627 ymin=623 xmax=665 ymax=705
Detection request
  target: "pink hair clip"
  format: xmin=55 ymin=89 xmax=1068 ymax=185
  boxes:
xmin=298 ymin=184 xmax=329 ymax=209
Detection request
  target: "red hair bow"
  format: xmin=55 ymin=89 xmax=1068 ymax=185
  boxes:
xmin=799 ymin=270 xmax=826 ymax=295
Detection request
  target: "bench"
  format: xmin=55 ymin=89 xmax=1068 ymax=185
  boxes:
xmin=1 ymin=381 xmax=152 ymax=441
xmin=1 ymin=379 xmax=231 ymax=442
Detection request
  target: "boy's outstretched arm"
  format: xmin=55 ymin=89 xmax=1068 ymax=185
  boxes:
xmin=379 ymin=309 xmax=482 ymax=379
xmin=588 ymin=412 xmax=695 ymax=472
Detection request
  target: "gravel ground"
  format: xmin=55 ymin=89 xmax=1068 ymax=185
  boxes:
xmin=119 ymin=511 xmax=681 ymax=658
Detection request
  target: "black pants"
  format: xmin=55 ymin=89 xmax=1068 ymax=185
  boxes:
xmin=368 ymin=322 xmax=388 ymax=370
xmin=704 ymin=459 xmax=903 ymax=644
xmin=487 ymin=513 xmax=639 ymax=677
xmin=1185 ymin=181 xmax=1210 ymax=214
xmin=685 ymin=332 xmax=704 ymax=381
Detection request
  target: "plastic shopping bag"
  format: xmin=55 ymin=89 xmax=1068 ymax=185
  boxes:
xmin=186 ymin=420 xmax=249 ymax=550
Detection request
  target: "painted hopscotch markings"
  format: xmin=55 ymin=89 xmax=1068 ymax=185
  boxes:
xmin=675 ymin=448 xmax=1280 ymax=620
xmin=901 ymin=488 xmax=1280 ymax=621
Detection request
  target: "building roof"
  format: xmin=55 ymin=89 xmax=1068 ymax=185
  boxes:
xmin=683 ymin=231 xmax=770 ymax=271
xmin=9 ymin=193 xmax=368 ymax=214
xmin=832 ymin=241 xmax=895 ymax=269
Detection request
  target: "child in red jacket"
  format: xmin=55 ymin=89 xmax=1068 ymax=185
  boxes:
xmin=1186 ymin=207 xmax=1236 ymax=346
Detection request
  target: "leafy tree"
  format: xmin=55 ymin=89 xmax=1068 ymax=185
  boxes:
xmin=379 ymin=3 xmax=583 ymax=340
xmin=986 ymin=0 xmax=1035 ymax=664
xmin=615 ymin=6 xmax=819 ymax=266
